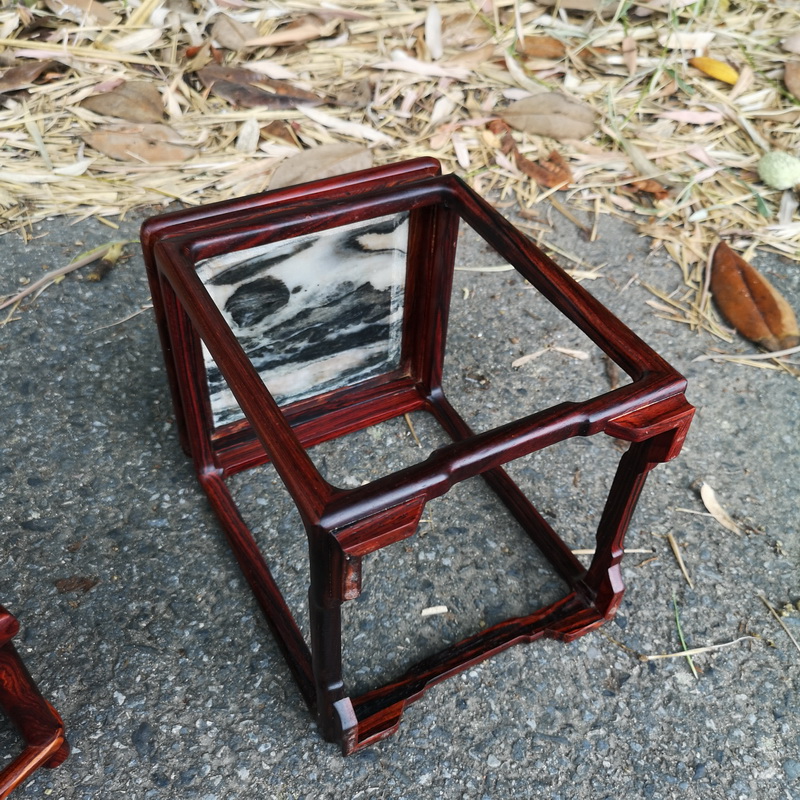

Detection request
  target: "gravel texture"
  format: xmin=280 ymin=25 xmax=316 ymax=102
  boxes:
xmin=1 ymin=205 xmax=798 ymax=799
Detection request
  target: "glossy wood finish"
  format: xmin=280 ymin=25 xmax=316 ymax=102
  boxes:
xmin=141 ymin=159 xmax=693 ymax=753
xmin=0 ymin=607 xmax=68 ymax=798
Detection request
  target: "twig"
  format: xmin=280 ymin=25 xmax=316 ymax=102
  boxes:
xmin=0 ymin=241 xmax=132 ymax=310
xmin=404 ymin=413 xmax=422 ymax=448
xmin=667 ymin=532 xmax=693 ymax=589
xmin=571 ymin=548 xmax=654 ymax=555
xmin=694 ymin=344 xmax=800 ymax=362
xmin=89 ymin=304 xmax=154 ymax=333
xmin=760 ymin=595 xmax=800 ymax=656
xmin=641 ymin=635 xmax=755 ymax=661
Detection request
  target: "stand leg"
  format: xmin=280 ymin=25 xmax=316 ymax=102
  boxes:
xmin=0 ymin=641 xmax=68 ymax=799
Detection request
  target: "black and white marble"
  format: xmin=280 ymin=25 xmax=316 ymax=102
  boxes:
xmin=196 ymin=212 xmax=409 ymax=428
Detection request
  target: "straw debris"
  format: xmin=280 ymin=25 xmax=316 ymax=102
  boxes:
xmin=0 ymin=0 xmax=797 ymax=349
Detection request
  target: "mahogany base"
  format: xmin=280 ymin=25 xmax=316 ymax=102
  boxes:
xmin=141 ymin=158 xmax=693 ymax=753
xmin=0 ymin=608 xmax=68 ymax=799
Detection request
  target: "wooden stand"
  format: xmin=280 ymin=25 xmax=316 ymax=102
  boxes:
xmin=141 ymin=158 xmax=693 ymax=753
xmin=0 ymin=607 xmax=68 ymax=798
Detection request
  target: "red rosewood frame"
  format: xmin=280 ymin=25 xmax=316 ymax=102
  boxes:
xmin=141 ymin=158 xmax=693 ymax=754
xmin=0 ymin=607 xmax=68 ymax=798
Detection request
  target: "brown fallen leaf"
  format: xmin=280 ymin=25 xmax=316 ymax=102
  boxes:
xmin=82 ymin=124 xmax=195 ymax=163
xmin=196 ymin=65 xmax=324 ymax=109
xmin=54 ymin=576 xmax=99 ymax=594
xmin=261 ymin=120 xmax=300 ymax=146
xmin=711 ymin=241 xmax=800 ymax=351
xmin=784 ymin=63 xmax=800 ymax=102
xmin=627 ymin=178 xmax=670 ymax=200
xmin=0 ymin=60 xmax=62 ymax=94
xmin=81 ymin=81 xmax=163 ymax=124
xmin=269 ymin=143 xmax=373 ymax=189
xmin=689 ymin=56 xmax=739 ymax=85
xmin=517 ymin=36 xmax=566 ymax=60
xmin=501 ymin=93 xmax=597 ymax=141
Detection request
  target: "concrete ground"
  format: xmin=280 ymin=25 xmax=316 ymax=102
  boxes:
xmin=1 ymin=202 xmax=798 ymax=799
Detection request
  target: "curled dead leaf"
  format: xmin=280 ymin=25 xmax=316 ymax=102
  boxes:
xmin=196 ymin=65 xmax=324 ymax=109
xmin=518 ymin=149 xmax=572 ymax=188
xmin=627 ymin=179 xmax=670 ymax=200
xmin=82 ymin=124 xmax=195 ymax=163
xmin=501 ymin=93 xmax=597 ymax=142
xmin=699 ymin=483 xmax=742 ymax=535
xmin=710 ymin=241 xmax=800 ymax=351
xmin=688 ymin=56 xmax=739 ymax=85
xmin=269 ymin=143 xmax=373 ymax=190
xmin=784 ymin=63 xmax=800 ymax=103
xmin=81 ymin=81 xmax=163 ymax=124
xmin=487 ymin=121 xmax=572 ymax=188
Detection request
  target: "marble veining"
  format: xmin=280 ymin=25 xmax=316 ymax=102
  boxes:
xmin=196 ymin=212 xmax=409 ymax=428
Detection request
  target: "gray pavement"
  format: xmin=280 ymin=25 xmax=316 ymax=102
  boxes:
xmin=1 ymin=205 xmax=798 ymax=799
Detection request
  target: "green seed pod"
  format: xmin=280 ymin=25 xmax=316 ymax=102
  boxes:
xmin=757 ymin=150 xmax=800 ymax=190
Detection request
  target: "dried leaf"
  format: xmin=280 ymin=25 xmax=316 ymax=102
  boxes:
xmin=54 ymin=576 xmax=100 ymax=594
xmin=45 ymin=0 xmax=116 ymax=24
xmin=501 ymin=94 xmax=597 ymax=141
xmin=245 ymin=16 xmax=330 ymax=47
xmin=518 ymin=149 xmax=572 ymax=188
xmin=373 ymin=50 xmax=472 ymax=80
xmin=82 ymin=124 xmax=195 ymax=163
xmin=487 ymin=121 xmax=572 ymax=187
xmin=81 ymin=81 xmax=163 ymax=123
xmin=269 ymin=143 xmax=373 ymax=189
xmin=689 ymin=56 xmax=739 ymax=85
xmin=196 ymin=65 xmax=323 ymax=109
xmin=710 ymin=241 xmax=800 ymax=351
xmin=517 ymin=36 xmax=566 ymax=60
xmin=299 ymin=106 xmax=395 ymax=145
xmin=533 ymin=0 xmax=612 ymax=11
xmin=210 ymin=14 xmax=260 ymax=50
xmin=657 ymin=109 xmax=723 ymax=125
xmin=784 ymin=63 xmax=800 ymax=102
xmin=622 ymin=35 xmax=637 ymax=75
xmin=425 ymin=4 xmax=443 ymax=60
xmin=699 ymin=483 xmax=742 ymax=535
xmin=448 ymin=43 xmax=496 ymax=69
xmin=0 ymin=60 xmax=61 ymax=94
xmin=260 ymin=120 xmax=299 ymax=145
xmin=659 ymin=31 xmax=716 ymax=50
xmin=108 ymin=29 xmax=163 ymax=54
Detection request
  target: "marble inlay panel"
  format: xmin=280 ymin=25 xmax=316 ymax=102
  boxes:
xmin=196 ymin=212 xmax=409 ymax=428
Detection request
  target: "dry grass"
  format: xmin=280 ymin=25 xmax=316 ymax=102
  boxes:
xmin=0 ymin=0 xmax=798 ymax=348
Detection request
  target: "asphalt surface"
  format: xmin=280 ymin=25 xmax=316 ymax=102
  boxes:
xmin=1 ymin=203 xmax=798 ymax=799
